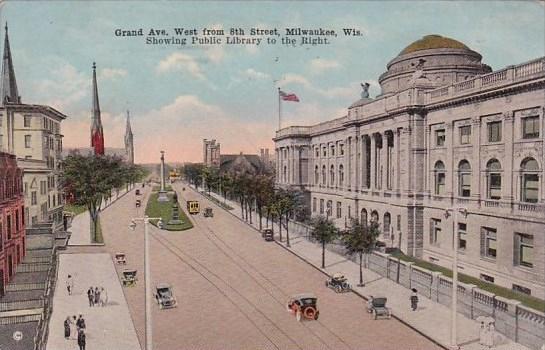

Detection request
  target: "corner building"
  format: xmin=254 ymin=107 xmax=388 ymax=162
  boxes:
xmin=274 ymin=35 xmax=545 ymax=298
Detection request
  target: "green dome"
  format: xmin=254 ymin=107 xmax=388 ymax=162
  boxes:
xmin=399 ymin=35 xmax=469 ymax=56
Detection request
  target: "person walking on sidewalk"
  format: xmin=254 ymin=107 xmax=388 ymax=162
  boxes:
xmin=71 ymin=315 xmax=77 ymax=339
xmin=66 ymin=275 xmax=74 ymax=295
xmin=76 ymin=314 xmax=86 ymax=331
xmin=94 ymin=286 xmax=101 ymax=305
xmin=410 ymin=288 xmax=419 ymax=311
xmin=100 ymin=287 xmax=108 ymax=307
xmin=87 ymin=287 xmax=94 ymax=307
xmin=78 ymin=329 xmax=86 ymax=350
xmin=64 ymin=316 xmax=71 ymax=339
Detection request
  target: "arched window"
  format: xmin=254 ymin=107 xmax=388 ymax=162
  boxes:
xmin=521 ymin=158 xmax=539 ymax=203
xmin=330 ymin=165 xmax=335 ymax=187
xmin=371 ymin=210 xmax=379 ymax=223
xmin=314 ymin=165 xmax=319 ymax=185
xmin=434 ymin=161 xmax=446 ymax=195
xmin=360 ymin=208 xmax=368 ymax=226
xmin=338 ymin=165 xmax=344 ymax=188
xmin=383 ymin=212 xmax=391 ymax=235
xmin=283 ymin=166 xmax=287 ymax=183
xmin=458 ymin=160 xmax=471 ymax=197
xmin=321 ymin=165 xmax=326 ymax=185
xmin=486 ymin=159 xmax=502 ymax=200
xmin=326 ymin=200 xmax=333 ymax=217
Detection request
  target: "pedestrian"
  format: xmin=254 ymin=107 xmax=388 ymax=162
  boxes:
xmin=77 ymin=329 xmax=86 ymax=350
xmin=76 ymin=314 xmax=86 ymax=331
xmin=484 ymin=322 xmax=495 ymax=348
xmin=100 ymin=287 xmax=108 ymax=307
xmin=94 ymin=286 xmax=101 ymax=305
xmin=71 ymin=315 xmax=77 ymax=339
xmin=87 ymin=287 xmax=94 ymax=307
xmin=410 ymin=288 xmax=419 ymax=311
xmin=66 ymin=275 xmax=74 ymax=295
xmin=64 ymin=316 xmax=71 ymax=339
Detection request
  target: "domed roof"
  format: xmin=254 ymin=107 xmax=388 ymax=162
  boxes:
xmin=399 ymin=35 xmax=470 ymax=56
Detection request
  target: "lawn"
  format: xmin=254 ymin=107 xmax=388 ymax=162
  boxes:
xmin=145 ymin=192 xmax=193 ymax=231
xmin=64 ymin=203 xmax=87 ymax=216
xmin=151 ymin=185 xmax=172 ymax=192
xmin=390 ymin=250 xmax=545 ymax=312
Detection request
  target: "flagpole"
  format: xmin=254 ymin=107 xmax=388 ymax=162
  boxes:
xmin=278 ymin=87 xmax=281 ymax=130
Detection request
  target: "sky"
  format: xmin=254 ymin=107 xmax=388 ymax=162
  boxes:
xmin=1 ymin=1 xmax=544 ymax=163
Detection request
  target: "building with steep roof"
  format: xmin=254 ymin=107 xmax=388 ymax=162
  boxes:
xmin=0 ymin=24 xmax=66 ymax=232
xmin=274 ymin=34 xmax=545 ymax=298
xmin=90 ymin=62 xmax=104 ymax=156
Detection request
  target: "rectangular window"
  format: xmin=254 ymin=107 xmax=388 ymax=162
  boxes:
xmin=480 ymin=274 xmax=495 ymax=283
xmin=459 ymin=125 xmax=471 ymax=145
xmin=336 ymin=201 xmax=342 ymax=219
xmin=512 ymin=284 xmax=531 ymax=296
xmin=322 ymin=147 xmax=327 ymax=157
xmin=522 ymin=174 xmax=539 ymax=203
xmin=435 ymin=173 xmax=445 ymax=195
xmin=31 ymin=191 xmax=37 ymax=205
xmin=331 ymin=145 xmax=335 ymax=156
xmin=24 ymin=115 xmax=31 ymax=127
xmin=339 ymin=144 xmax=344 ymax=155
xmin=397 ymin=215 xmax=401 ymax=231
xmin=24 ymin=182 xmax=28 ymax=196
xmin=481 ymin=227 xmax=497 ymax=259
xmin=488 ymin=121 xmax=502 ymax=142
xmin=514 ymin=233 xmax=533 ymax=268
xmin=460 ymin=174 xmax=471 ymax=197
xmin=40 ymin=181 xmax=46 ymax=195
xmin=430 ymin=219 xmax=441 ymax=246
xmin=24 ymin=135 xmax=31 ymax=148
xmin=32 ymin=216 xmax=38 ymax=225
xmin=489 ymin=174 xmax=501 ymax=200
xmin=522 ymin=116 xmax=539 ymax=139
xmin=435 ymin=129 xmax=446 ymax=146
xmin=315 ymin=147 xmax=319 ymax=158
xmin=312 ymin=198 xmax=317 ymax=212
xmin=458 ymin=223 xmax=467 ymax=251
xmin=319 ymin=199 xmax=324 ymax=214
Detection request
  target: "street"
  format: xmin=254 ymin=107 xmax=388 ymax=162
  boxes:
xmin=99 ymin=182 xmax=442 ymax=350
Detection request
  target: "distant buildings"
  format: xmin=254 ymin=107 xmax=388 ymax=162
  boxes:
xmin=203 ymin=139 xmax=220 ymax=167
xmin=202 ymin=139 xmax=273 ymax=175
xmin=0 ymin=152 xmax=25 ymax=296
xmin=90 ymin=62 xmax=105 ymax=156
xmin=0 ymin=24 xmax=66 ymax=232
xmin=274 ymin=35 xmax=545 ymax=297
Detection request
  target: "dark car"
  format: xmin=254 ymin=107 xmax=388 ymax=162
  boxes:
xmin=135 ymin=199 xmax=141 ymax=208
xmin=155 ymin=283 xmax=177 ymax=309
xmin=286 ymin=293 xmax=319 ymax=321
xmin=262 ymin=229 xmax=274 ymax=241
xmin=203 ymin=207 xmax=213 ymax=217
xmin=135 ymin=189 xmax=141 ymax=196
xmin=325 ymin=273 xmax=351 ymax=293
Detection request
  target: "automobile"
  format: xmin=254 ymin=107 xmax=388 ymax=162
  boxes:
xmin=182 ymin=187 xmax=185 ymax=191
xmin=367 ymin=296 xmax=391 ymax=320
xmin=261 ymin=228 xmax=274 ymax=241
xmin=135 ymin=199 xmax=141 ymax=208
xmin=203 ymin=207 xmax=214 ymax=217
xmin=286 ymin=293 xmax=319 ymax=321
xmin=154 ymin=283 xmax=177 ymax=309
xmin=121 ymin=269 xmax=138 ymax=287
xmin=114 ymin=252 xmax=126 ymax=265
xmin=325 ymin=273 xmax=351 ymax=293
xmin=135 ymin=189 xmax=141 ymax=196
xmin=187 ymin=200 xmax=200 ymax=214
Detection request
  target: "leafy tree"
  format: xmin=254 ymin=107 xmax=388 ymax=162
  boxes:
xmin=61 ymin=154 xmax=128 ymax=242
xmin=254 ymin=175 xmax=274 ymax=231
xmin=342 ymin=218 xmax=381 ymax=286
xmin=310 ymin=215 xmax=339 ymax=268
xmin=182 ymin=163 xmax=204 ymax=188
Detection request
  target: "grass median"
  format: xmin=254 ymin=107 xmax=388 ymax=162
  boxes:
xmin=145 ymin=192 xmax=193 ymax=231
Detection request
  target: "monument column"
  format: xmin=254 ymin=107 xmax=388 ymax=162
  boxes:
xmin=158 ymin=151 xmax=169 ymax=202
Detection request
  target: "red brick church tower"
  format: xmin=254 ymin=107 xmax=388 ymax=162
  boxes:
xmin=90 ymin=62 xmax=104 ymax=155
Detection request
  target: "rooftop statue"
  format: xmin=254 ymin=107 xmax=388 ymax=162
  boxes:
xmin=360 ymin=82 xmax=370 ymax=98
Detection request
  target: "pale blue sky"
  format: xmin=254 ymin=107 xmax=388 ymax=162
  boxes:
xmin=1 ymin=1 xmax=544 ymax=162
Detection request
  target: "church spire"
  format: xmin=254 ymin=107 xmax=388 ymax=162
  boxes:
xmin=90 ymin=62 xmax=104 ymax=155
xmin=1 ymin=22 xmax=21 ymax=105
xmin=125 ymin=110 xmax=134 ymax=164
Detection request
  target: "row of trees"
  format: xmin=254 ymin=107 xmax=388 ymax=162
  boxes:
xmin=183 ymin=163 xmax=381 ymax=285
xmin=61 ymin=153 xmax=149 ymax=242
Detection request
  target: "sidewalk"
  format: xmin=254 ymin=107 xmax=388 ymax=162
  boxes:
xmin=46 ymin=253 xmax=141 ymax=350
xmin=194 ymin=185 xmax=530 ymax=350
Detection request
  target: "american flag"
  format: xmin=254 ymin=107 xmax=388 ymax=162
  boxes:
xmin=279 ymin=90 xmax=300 ymax=102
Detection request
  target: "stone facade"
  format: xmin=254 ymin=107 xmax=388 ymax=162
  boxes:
xmin=203 ymin=139 xmax=221 ymax=167
xmin=274 ymin=35 xmax=545 ymax=299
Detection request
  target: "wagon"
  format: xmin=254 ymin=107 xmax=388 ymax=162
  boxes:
xmin=121 ymin=269 xmax=138 ymax=287
xmin=368 ymin=296 xmax=391 ymax=319
xmin=325 ymin=273 xmax=351 ymax=293
xmin=114 ymin=252 xmax=126 ymax=265
xmin=187 ymin=200 xmax=200 ymax=214
xmin=286 ymin=293 xmax=319 ymax=321
xmin=155 ymin=283 xmax=177 ymax=309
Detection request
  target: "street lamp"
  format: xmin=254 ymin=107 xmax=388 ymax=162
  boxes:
xmin=443 ymin=207 xmax=468 ymax=350
xmin=129 ymin=216 xmax=163 ymax=350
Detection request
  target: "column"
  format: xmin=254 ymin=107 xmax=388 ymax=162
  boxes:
xmin=471 ymin=117 xmax=482 ymax=202
xmin=347 ymin=136 xmax=353 ymax=190
xmin=396 ymin=129 xmax=401 ymax=192
xmin=354 ymin=131 xmax=360 ymax=191
xmin=362 ymin=135 xmax=368 ymax=189
xmin=446 ymin=122 xmax=454 ymax=198
xmin=381 ymin=131 xmax=388 ymax=190
xmin=503 ymin=112 xmax=515 ymax=202
xmin=370 ymin=134 xmax=376 ymax=190
xmin=295 ymin=146 xmax=300 ymax=185
xmin=425 ymin=125 xmax=431 ymax=196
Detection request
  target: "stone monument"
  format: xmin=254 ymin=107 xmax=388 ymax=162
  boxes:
xmin=157 ymin=151 xmax=169 ymax=202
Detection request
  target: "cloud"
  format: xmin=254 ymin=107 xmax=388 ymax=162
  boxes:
xmin=156 ymin=53 xmax=205 ymax=80
xmin=99 ymin=68 xmax=127 ymax=81
xmin=279 ymin=73 xmax=312 ymax=88
xmin=310 ymin=58 xmax=340 ymax=73
xmin=243 ymin=68 xmax=270 ymax=80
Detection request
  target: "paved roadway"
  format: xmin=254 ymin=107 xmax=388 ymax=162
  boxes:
xmin=101 ymin=182 xmax=443 ymax=350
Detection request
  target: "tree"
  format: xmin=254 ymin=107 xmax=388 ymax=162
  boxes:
xmin=182 ymin=163 xmax=204 ymax=188
xmin=254 ymin=175 xmax=274 ymax=231
xmin=310 ymin=215 xmax=339 ymax=268
xmin=275 ymin=188 xmax=296 ymax=247
xmin=342 ymin=218 xmax=381 ymax=286
xmin=61 ymin=154 xmax=129 ymax=243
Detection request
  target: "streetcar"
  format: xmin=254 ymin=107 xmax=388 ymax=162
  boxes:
xmin=187 ymin=200 xmax=200 ymax=214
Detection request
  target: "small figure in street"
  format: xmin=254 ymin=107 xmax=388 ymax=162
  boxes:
xmin=78 ymin=329 xmax=86 ymax=350
xmin=94 ymin=286 xmax=101 ymax=305
xmin=87 ymin=287 xmax=94 ymax=307
xmin=410 ymin=288 xmax=419 ymax=311
xmin=366 ymin=295 xmax=374 ymax=313
xmin=64 ymin=316 xmax=71 ymax=339
xmin=76 ymin=314 xmax=86 ymax=331
xmin=484 ymin=322 xmax=495 ymax=348
xmin=71 ymin=315 xmax=77 ymax=339
xmin=100 ymin=287 xmax=108 ymax=307
xmin=66 ymin=275 xmax=74 ymax=295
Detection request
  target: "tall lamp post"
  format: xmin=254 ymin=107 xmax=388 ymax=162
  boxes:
xmin=444 ymin=207 xmax=468 ymax=350
xmin=129 ymin=216 xmax=163 ymax=350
